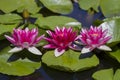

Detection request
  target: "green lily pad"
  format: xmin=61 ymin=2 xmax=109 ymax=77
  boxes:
xmin=0 ymin=0 xmax=21 ymax=13
xmin=42 ymin=49 xmax=99 ymax=72
xmin=109 ymin=48 xmax=120 ymax=63
xmin=93 ymin=69 xmax=120 ymax=80
xmin=113 ymin=69 xmax=120 ymax=80
xmin=78 ymin=0 xmax=100 ymax=12
xmin=0 ymin=46 xmax=41 ymax=76
xmin=101 ymin=17 xmax=120 ymax=46
xmin=0 ymin=14 xmax=22 ymax=24
xmin=100 ymin=0 xmax=120 ymax=17
xmin=17 ymin=0 xmax=41 ymax=14
xmin=0 ymin=0 xmax=40 ymax=14
xmin=0 ymin=24 xmax=18 ymax=40
xmin=40 ymin=0 xmax=73 ymax=14
xmin=35 ymin=16 xmax=81 ymax=30
xmin=92 ymin=69 xmax=113 ymax=80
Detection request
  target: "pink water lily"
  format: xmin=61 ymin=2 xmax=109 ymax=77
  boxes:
xmin=77 ymin=26 xmax=112 ymax=54
xmin=5 ymin=28 xmax=44 ymax=55
xmin=43 ymin=27 xmax=77 ymax=57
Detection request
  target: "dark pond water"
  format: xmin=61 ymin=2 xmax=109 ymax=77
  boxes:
xmin=0 ymin=2 xmax=119 ymax=80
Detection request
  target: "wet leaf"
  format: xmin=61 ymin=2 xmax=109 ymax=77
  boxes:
xmin=40 ymin=0 xmax=73 ymax=14
xmin=0 ymin=47 xmax=41 ymax=76
xmin=35 ymin=16 xmax=81 ymax=30
xmin=42 ymin=49 xmax=99 ymax=72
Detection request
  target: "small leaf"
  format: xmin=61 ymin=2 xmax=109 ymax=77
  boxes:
xmin=42 ymin=49 xmax=99 ymax=72
xmin=40 ymin=0 xmax=73 ymax=14
xmin=92 ymin=69 xmax=113 ymax=80
xmin=109 ymin=48 xmax=120 ymax=63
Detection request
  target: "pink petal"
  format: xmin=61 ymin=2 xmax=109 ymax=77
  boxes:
xmin=54 ymin=48 xmax=65 ymax=57
xmin=43 ymin=44 xmax=56 ymax=49
xmin=35 ymin=34 xmax=45 ymax=43
xmin=4 ymin=35 xmax=15 ymax=44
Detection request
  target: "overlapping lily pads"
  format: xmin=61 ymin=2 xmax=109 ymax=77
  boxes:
xmin=42 ymin=49 xmax=99 ymax=72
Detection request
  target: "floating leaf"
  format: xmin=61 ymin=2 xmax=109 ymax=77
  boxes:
xmin=101 ymin=17 xmax=120 ymax=45
xmin=109 ymin=48 xmax=120 ymax=63
xmin=35 ymin=16 xmax=81 ymax=30
xmin=0 ymin=14 xmax=22 ymax=24
xmin=0 ymin=0 xmax=21 ymax=13
xmin=42 ymin=49 xmax=99 ymax=72
xmin=113 ymin=69 xmax=120 ymax=80
xmin=93 ymin=69 xmax=120 ymax=80
xmin=0 ymin=0 xmax=41 ymax=14
xmin=78 ymin=0 xmax=100 ymax=11
xmin=100 ymin=0 xmax=120 ymax=17
xmin=17 ymin=0 xmax=41 ymax=14
xmin=92 ymin=69 xmax=113 ymax=80
xmin=0 ymin=47 xmax=41 ymax=76
xmin=40 ymin=0 xmax=73 ymax=14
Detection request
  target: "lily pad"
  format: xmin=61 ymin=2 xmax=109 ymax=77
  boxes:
xmin=40 ymin=0 xmax=73 ymax=14
xmin=35 ymin=16 xmax=81 ymax=30
xmin=109 ymin=48 xmax=120 ymax=63
xmin=0 ymin=46 xmax=41 ymax=76
xmin=113 ymin=69 xmax=120 ymax=80
xmin=101 ymin=17 xmax=120 ymax=45
xmin=0 ymin=0 xmax=41 ymax=14
xmin=92 ymin=69 xmax=113 ymax=80
xmin=100 ymin=0 xmax=120 ymax=17
xmin=0 ymin=14 xmax=22 ymax=24
xmin=17 ymin=0 xmax=41 ymax=14
xmin=42 ymin=49 xmax=99 ymax=72
xmin=92 ymin=69 xmax=120 ymax=80
xmin=78 ymin=0 xmax=100 ymax=12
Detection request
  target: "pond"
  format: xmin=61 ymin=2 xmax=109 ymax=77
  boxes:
xmin=0 ymin=0 xmax=120 ymax=80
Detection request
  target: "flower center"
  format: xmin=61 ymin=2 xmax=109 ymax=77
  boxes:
xmin=22 ymin=42 xmax=29 ymax=48
xmin=92 ymin=33 xmax=99 ymax=37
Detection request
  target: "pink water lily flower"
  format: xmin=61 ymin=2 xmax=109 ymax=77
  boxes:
xmin=77 ymin=26 xmax=112 ymax=54
xmin=43 ymin=27 xmax=77 ymax=57
xmin=5 ymin=28 xmax=44 ymax=55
